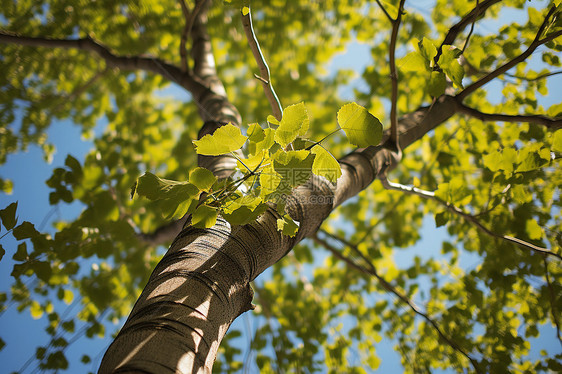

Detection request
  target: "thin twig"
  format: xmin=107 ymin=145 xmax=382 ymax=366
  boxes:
xmin=543 ymin=257 xmax=562 ymax=346
xmin=241 ymin=7 xmax=283 ymax=121
xmin=505 ymin=69 xmax=562 ymax=82
xmin=313 ymin=233 xmax=482 ymax=373
xmin=461 ymin=0 xmax=479 ymax=54
xmin=380 ymin=179 xmax=562 ymax=261
xmin=457 ymin=6 xmax=562 ymax=101
xmin=436 ymin=0 xmax=502 ymax=65
xmin=374 ymin=0 xmax=393 ymax=22
xmin=389 ymin=0 xmax=406 ymax=146
xmin=455 ymin=100 xmax=562 ymax=129
xmin=179 ymin=0 xmax=191 ymax=72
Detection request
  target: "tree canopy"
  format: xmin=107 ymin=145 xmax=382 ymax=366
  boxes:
xmin=1 ymin=0 xmax=562 ymax=372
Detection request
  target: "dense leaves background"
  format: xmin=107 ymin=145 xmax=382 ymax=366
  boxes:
xmin=1 ymin=0 xmax=561 ymax=372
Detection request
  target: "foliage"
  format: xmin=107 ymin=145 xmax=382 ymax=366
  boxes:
xmin=1 ymin=0 xmax=562 ymax=373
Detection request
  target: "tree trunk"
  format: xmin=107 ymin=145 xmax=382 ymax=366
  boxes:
xmin=98 ymin=91 xmax=457 ymax=373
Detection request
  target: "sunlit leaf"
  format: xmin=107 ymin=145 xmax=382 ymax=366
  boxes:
xmin=274 ymin=102 xmax=309 ymax=147
xmin=189 ymin=167 xmax=217 ymax=191
xmin=192 ymin=205 xmax=218 ymax=228
xmin=526 ymin=219 xmax=543 ymax=240
xmin=192 ymin=124 xmax=248 ymax=155
xmin=399 ymin=51 xmax=428 ymax=73
xmin=276 ymin=215 xmax=299 ymax=237
xmin=338 ymin=102 xmax=383 ymax=147
xmin=311 ymin=145 xmax=341 ymax=183
xmin=437 ymin=45 xmax=464 ymax=88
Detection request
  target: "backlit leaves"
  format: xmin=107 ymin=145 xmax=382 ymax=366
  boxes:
xmin=274 ymin=102 xmax=309 ymax=148
xmin=192 ymin=124 xmax=248 ymax=155
xmin=338 ymin=102 xmax=383 ymax=147
xmin=311 ymin=145 xmax=341 ymax=184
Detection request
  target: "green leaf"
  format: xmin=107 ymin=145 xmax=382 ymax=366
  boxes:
xmin=311 ymin=145 xmax=341 ymax=184
xmin=273 ymin=150 xmax=314 ymax=188
xmin=276 ymin=214 xmax=299 ymax=237
xmin=428 ymin=71 xmax=447 ymax=97
xmin=189 ymin=167 xmax=217 ymax=191
xmin=247 ymin=123 xmax=265 ymax=142
xmin=13 ymin=242 xmax=28 ymax=261
xmin=158 ymin=185 xmax=200 ymax=219
xmin=192 ymin=205 xmax=218 ymax=228
xmin=435 ymin=211 xmax=449 ymax=227
xmin=30 ymin=300 xmax=43 ymax=319
xmin=13 ymin=221 xmax=40 ymax=240
xmin=437 ymin=46 xmax=464 ymax=88
xmin=418 ymin=37 xmax=437 ymax=64
xmin=134 ymin=172 xmax=199 ymax=200
xmin=516 ymin=148 xmax=549 ymax=172
xmin=62 ymin=320 xmax=75 ymax=333
xmin=237 ymin=151 xmax=267 ymax=173
xmin=399 ymin=51 xmax=428 ymax=73
xmin=192 ymin=124 xmax=248 ymax=155
xmin=267 ymin=115 xmax=279 ymax=125
xmin=62 ymin=289 xmax=74 ymax=305
xmin=0 ymin=244 xmax=4 ymax=262
xmin=338 ymin=102 xmax=383 ymax=147
xmin=552 ymin=129 xmax=562 ymax=152
xmin=274 ymin=102 xmax=309 ymax=147
xmin=526 ymin=219 xmax=543 ymax=240
xmin=0 ymin=202 xmax=18 ymax=231
xmin=260 ymin=165 xmax=282 ymax=196
xmin=250 ymin=128 xmax=276 ymax=156
xmin=222 ymin=203 xmax=268 ymax=225
xmin=32 ymin=261 xmax=52 ymax=282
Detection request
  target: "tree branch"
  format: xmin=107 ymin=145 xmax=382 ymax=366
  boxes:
xmin=461 ymin=0 xmax=479 ymax=54
xmin=380 ymin=179 xmax=562 ymax=261
xmin=314 ymin=233 xmax=482 ymax=373
xmin=455 ymin=101 xmax=562 ymax=129
xmin=0 ymin=31 xmax=208 ymax=98
xmin=436 ymin=0 xmax=502 ymax=64
xmin=188 ymin=1 xmax=241 ymax=126
xmin=179 ymin=0 xmax=207 ymax=73
xmin=457 ymin=6 xmax=562 ymax=101
xmin=389 ymin=0 xmax=406 ymax=147
xmin=241 ymin=7 xmax=283 ymax=121
xmin=374 ymin=0 xmax=393 ymax=23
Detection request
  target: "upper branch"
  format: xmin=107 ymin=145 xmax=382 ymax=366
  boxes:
xmin=456 ymin=101 xmax=562 ymax=129
xmin=389 ymin=0 xmax=406 ymax=147
xmin=0 ymin=31 xmax=207 ymax=98
xmin=241 ymin=7 xmax=283 ymax=121
xmin=457 ymin=6 xmax=562 ymax=101
xmin=435 ymin=0 xmax=502 ymax=64
xmin=380 ymin=179 xmax=562 ymax=261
